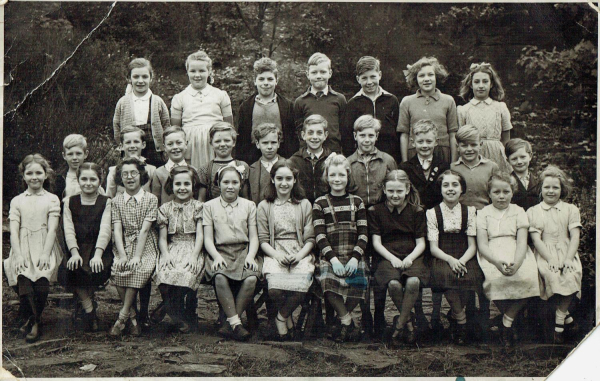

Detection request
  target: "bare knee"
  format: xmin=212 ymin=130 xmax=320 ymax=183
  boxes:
xmin=388 ymin=280 xmax=402 ymax=293
xmin=214 ymin=274 xmax=229 ymax=289
xmin=405 ymin=277 xmax=420 ymax=293
xmin=243 ymin=276 xmax=258 ymax=289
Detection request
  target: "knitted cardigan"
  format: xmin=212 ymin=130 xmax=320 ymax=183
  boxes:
xmin=113 ymin=93 xmax=171 ymax=151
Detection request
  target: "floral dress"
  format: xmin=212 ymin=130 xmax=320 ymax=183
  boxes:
xmin=527 ymin=201 xmax=582 ymax=300
xmin=457 ymin=98 xmax=512 ymax=172
xmin=156 ymin=200 xmax=205 ymax=290
xmin=261 ymin=201 xmax=315 ymax=292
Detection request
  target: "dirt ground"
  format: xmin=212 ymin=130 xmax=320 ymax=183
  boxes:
xmin=1 ymin=281 xmax=581 ymax=378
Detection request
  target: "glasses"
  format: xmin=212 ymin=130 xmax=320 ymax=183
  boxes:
xmin=121 ymin=171 xmax=140 ymax=179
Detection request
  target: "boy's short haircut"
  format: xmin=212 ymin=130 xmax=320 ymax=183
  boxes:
xmin=455 ymin=124 xmax=480 ymax=144
xmin=353 ymin=115 xmax=381 ymax=133
xmin=209 ymin=121 xmax=237 ymax=143
xmin=252 ymin=123 xmax=282 ymax=144
xmin=120 ymin=126 xmax=146 ymax=142
xmin=302 ymin=114 xmax=328 ymax=132
xmin=63 ymin=134 xmax=88 ymax=151
xmin=163 ymin=126 xmax=186 ymax=141
xmin=504 ymin=138 xmax=533 ymax=158
xmin=307 ymin=52 xmax=331 ymax=69
xmin=412 ymin=119 xmax=438 ymax=138
xmin=127 ymin=57 xmax=154 ymax=79
xmin=253 ymin=57 xmax=278 ymax=79
xmin=356 ymin=56 xmax=381 ymax=76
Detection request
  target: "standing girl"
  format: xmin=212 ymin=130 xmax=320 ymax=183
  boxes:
xmin=109 ymin=157 xmax=160 ymax=337
xmin=156 ymin=166 xmax=205 ymax=333
xmin=63 ymin=163 xmax=113 ymax=332
xmin=203 ymin=165 xmax=261 ymax=341
xmin=476 ymin=172 xmax=540 ymax=348
xmin=398 ymin=57 xmax=459 ymax=163
xmin=4 ymin=154 xmax=63 ymax=342
xmin=171 ymin=50 xmax=234 ymax=169
xmin=368 ymin=170 xmax=428 ymax=345
xmin=313 ymin=154 xmax=369 ymax=343
xmin=458 ymin=62 xmax=512 ymax=173
xmin=427 ymin=170 xmax=484 ymax=344
xmin=113 ymin=58 xmax=171 ymax=167
xmin=527 ymin=166 xmax=582 ymax=343
xmin=257 ymin=161 xmax=315 ymax=340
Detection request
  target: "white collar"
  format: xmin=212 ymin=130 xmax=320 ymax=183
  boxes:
xmin=185 ymin=84 xmax=211 ymax=97
xmin=356 ymin=86 xmax=389 ymax=100
xmin=417 ymin=155 xmax=433 ymax=166
xmin=165 ymin=159 xmax=187 ymax=172
xmin=132 ymin=89 xmax=152 ymax=101
xmin=123 ymin=188 xmax=145 ymax=203
xmin=440 ymin=202 xmax=461 ymax=213
xmin=255 ymin=94 xmax=278 ymax=104
xmin=540 ymin=200 xmax=563 ymax=211
xmin=219 ymin=196 xmax=239 ymax=208
xmin=24 ymin=189 xmax=47 ymax=196
xmin=310 ymin=86 xmax=328 ymax=96
xmin=261 ymin=155 xmax=279 ymax=165
xmin=307 ymin=148 xmax=324 ymax=159
xmin=469 ymin=97 xmax=493 ymax=106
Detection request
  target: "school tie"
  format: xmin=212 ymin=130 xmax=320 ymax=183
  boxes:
xmin=316 ymin=91 xmax=324 ymax=98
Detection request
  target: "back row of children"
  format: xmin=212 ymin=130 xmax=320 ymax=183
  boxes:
xmin=5 ymin=50 xmax=581 ymax=347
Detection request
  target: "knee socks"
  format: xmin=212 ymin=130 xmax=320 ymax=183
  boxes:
xmin=81 ymin=297 xmax=94 ymax=313
xmin=276 ymin=312 xmax=288 ymax=334
xmin=565 ymin=312 xmax=574 ymax=325
xmin=340 ymin=313 xmax=353 ymax=326
xmin=502 ymin=314 xmax=514 ymax=328
xmin=555 ymin=309 xmax=567 ymax=332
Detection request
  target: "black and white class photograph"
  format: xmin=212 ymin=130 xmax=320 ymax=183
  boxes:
xmin=1 ymin=1 xmax=597 ymax=378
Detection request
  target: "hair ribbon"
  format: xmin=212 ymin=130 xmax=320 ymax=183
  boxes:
xmin=470 ymin=62 xmax=491 ymax=71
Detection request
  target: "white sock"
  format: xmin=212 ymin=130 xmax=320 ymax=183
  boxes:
xmin=340 ymin=313 xmax=352 ymax=326
xmin=286 ymin=315 xmax=294 ymax=330
xmin=502 ymin=314 xmax=514 ymax=328
xmin=555 ymin=309 xmax=567 ymax=332
xmin=565 ymin=312 xmax=574 ymax=325
xmin=276 ymin=312 xmax=288 ymax=334
xmin=81 ymin=297 xmax=93 ymax=313
xmin=227 ymin=314 xmax=242 ymax=328
xmin=453 ymin=310 xmax=467 ymax=325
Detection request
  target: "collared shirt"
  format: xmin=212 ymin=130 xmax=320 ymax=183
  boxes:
xmin=426 ymin=202 xmax=477 ymax=241
xmin=24 ymin=188 xmax=48 ymax=197
xmin=357 ymin=148 xmax=377 ymax=163
xmin=310 ymin=86 xmax=329 ymax=97
xmin=255 ymin=94 xmax=278 ymax=106
xmin=123 ymin=188 xmax=146 ymax=204
xmin=454 ymin=155 xmax=486 ymax=170
xmin=386 ymin=200 xmax=407 ymax=215
xmin=540 ymin=200 xmax=562 ymax=211
xmin=451 ymin=156 xmax=499 ymax=210
xmin=307 ymin=148 xmax=324 ymax=161
xmin=516 ymin=172 xmax=530 ymax=189
xmin=356 ymin=86 xmax=383 ymax=101
xmin=416 ymin=88 xmax=441 ymax=102
xmin=469 ymin=97 xmax=494 ymax=106
xmin=165 ymin=159 xmax=188 ymax=172
xmin=170 ymin=84 xmax=232 ymax=127
xmin=132 ymin=89 xmax=153 ymax=125
xmin=418 ymin=155 xmax=433 ymax=171
xmin=261 ymin=155 xmax=279 ymax=173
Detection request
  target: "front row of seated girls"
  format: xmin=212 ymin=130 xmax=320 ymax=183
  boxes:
xmin=6 ymin=149 xmax=582 ymax=347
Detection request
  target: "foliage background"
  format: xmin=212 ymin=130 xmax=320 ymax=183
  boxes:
xmin=3 ymin=2 xmax=597 ymax=322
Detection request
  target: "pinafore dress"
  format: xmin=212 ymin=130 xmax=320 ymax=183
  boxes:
xmin=64 ymin=195 xmax=114 ymax=290
xmin=430 ymin=204 xmax=483 ymax=291
xmin=315 ymin=194 xmax=369 ymax=300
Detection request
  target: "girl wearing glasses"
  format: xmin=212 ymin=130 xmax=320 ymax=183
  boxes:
xmin=108 ymin=157 xmax=160 ymax=337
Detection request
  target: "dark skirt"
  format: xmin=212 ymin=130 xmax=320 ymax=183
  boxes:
xmin=429 ymin=232 xmax=483 ymax=291
xmin=63 ymin=242 xmax=113 ymax=291
xmin=374 ymin=239 xmax=430 ymax=288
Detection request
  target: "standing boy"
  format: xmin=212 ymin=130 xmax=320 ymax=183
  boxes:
xmin=56 ymin=134 xmax=91 ymax=200
xmin=341 ymin=56 xmax=400 ymax=161
xmin=294 ymin=53 xmax=346 ymax=154
xmin=236 ymin=58 xmax=297 ymax=164
xmin=151 ymin=126 xmax=190 ymax=206
xmin=248 ymin=123 xmax=286 ymax=206
xmin=289 ymin=115 xmax=332 ymax=204
xmin=505 ymin=138 xmax=538 ymax=211
xmin=347 ymin=115 xmax=397 ymax=338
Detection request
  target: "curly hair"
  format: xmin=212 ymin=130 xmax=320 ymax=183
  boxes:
xmin=252 ymin=123 xmax=282 ymax=144
xmin=404 ymin=57 xmax=449 ymax=90
xmin=115 ymin=157 xmax=150 ymax=188
xmin=264 ymin=160 xmax=306 ymax=204
xmin=253 ymin=57 xmax=278 ymax=78
xmin=185 ymin=50 xmax=214 ymax=85
xmin=436 ymin=169 xmax=467 ymax=196
xmin=165 ymin=166 xmax=201 ymax=199
xmin=538 ymin=165 xmax=572 ymax=200
xmin=411 ymin=119 xmax=438 ymax=138
xmin=459 ymin=62 xmax=505 ymax=101
xmin=19 ymin=153 xmax=55 ymax=192
xmin=487 ymin=171 xmax=518 ymax=194
xmin=383 ymin=169 xmax=421 ymax=208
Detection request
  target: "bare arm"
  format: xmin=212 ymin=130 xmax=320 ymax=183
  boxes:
xmin=512 ymin=227 xmax=528 ymax=270
xmin=565 ymin=227 xmax=581 ymax=262
xmin=246 ymin=225 xmax=259 ymax=261
xmin=9 ymin=220 xmax=22 ymax=259
xmin=501 ymin=130 xmax=510 ymax=146
xmin=449 ymin=132 xmax=458 ymax=162
xmin=203 ymin=225 xmax=222 ymax=261
xmin=133 ymin=220 xmax=153 ymax=260
xmin=458 ymin=236 xmax=478 ymax=264
xmin=399 ymin=133 xmax=409 ymax=162
xmin=372 ymin=234 xmax=400 ymax=263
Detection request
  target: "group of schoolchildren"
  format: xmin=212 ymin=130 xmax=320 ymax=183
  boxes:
xmin=5 ymin=51 xmax=582 ymax=351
